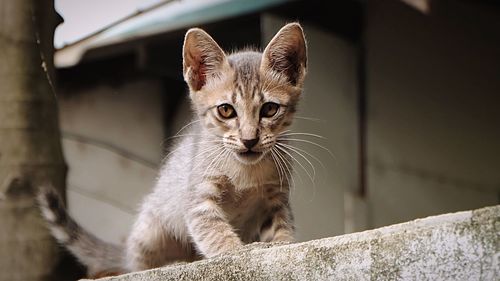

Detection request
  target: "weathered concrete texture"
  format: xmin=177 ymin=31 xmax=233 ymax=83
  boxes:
xmin=87 ymin=205 xmax=499 ymax=281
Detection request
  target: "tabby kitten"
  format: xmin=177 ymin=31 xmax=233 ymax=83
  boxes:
xmin=38 ymin=22 xmax=307 ymax=276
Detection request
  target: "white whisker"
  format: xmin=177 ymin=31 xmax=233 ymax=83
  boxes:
xmin=276 ymin=142 xmax=317 ymax=179
xmin=272 ymin=146 xmax=296 ymax=189
xmin=279 ymin=129 xmax=292 ymax=135
xmin=294 ymin=116 xmax=324 ymax=122
xmin=277 ymin=138 xmax=336 ymax=159
xmin=203 ymin=147 xmax=227 ymax=178
xmin=173 ymin=119 xmax=202 ymax=136
xmin=164 ymin=140 xmax=222 ymax=161
xmin=275 ymin=144 xmax=315 ymax=184
xmin=164 ymin=133 xmax=205 ymax=141
xmin=270 ymin=149 xmax=285 ymax=191
xmin=277 ymin=142 xmax=326 ymax=171
xmin=188 ymin=145 xmax=224 ymax=164
xmin=218 ymin=149 xmax=232 ymax=173
xmin=274 ymin=147 xmax=296 ymax=199
xmin=161 ymin=119 xmax=203 ymax=148
xmin=279 ymin=132 xmax=326 ymax=139
xmin=193 ymin=147 xmax=224 ymax=172
xmin=218 ymin=149 xmax=232 ymax=174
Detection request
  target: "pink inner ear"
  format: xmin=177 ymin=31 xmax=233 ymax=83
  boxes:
xmin=184 ymin=30 xmax=226 ymax=91
xmin=189 ymin=52 xmax=207 ymax=91
xmin=197 ymin=60 xmax=207 ymax=90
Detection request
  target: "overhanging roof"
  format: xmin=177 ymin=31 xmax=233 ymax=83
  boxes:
xmin=55 ymin=0 xmax=291 ymax=68
xmin=55 ymin=0 xmax=434 ymax=69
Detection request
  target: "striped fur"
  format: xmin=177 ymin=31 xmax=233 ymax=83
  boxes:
xmin=38 ymin=23 xmax=307 ymax=274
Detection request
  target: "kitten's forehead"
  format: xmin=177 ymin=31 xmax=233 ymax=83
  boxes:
xmin=227 ymin=51 xmax=262 ymax=102
xmin=228 ymin=51 xmax=262 ymax=77
xmin=227 ymin=51 xmax=295 ymax=106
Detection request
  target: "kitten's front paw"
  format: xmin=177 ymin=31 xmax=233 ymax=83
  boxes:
xmin=207 ymin=240 xmax=243 ymax=258
xmin=243 ymin=242 xmax=280 ymax=251
xmin=271 ymin=234 xmax=295 ymax=244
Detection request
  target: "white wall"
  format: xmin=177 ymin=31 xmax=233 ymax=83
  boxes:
xmin=59 ymin=78 xmax=163 ymax=243
xmin=262 ymin=15 xmax=360 ymax=240
xmin=365 ymin=0 xmax=500 ymax=228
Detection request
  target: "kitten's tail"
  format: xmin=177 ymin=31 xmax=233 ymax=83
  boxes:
xmin=37 ymin=185 xmax=126 ymax=276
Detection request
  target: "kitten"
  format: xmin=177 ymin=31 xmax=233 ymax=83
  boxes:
xmin=38 ymin=22 xmax=307 ymax=276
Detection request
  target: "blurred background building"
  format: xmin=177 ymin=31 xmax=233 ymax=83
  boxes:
xmin=53 ymin=0 xmax=500 ymax=245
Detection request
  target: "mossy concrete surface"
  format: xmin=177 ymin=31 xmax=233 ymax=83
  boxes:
xmin=85 ymin=205 xmax=499 ymax=281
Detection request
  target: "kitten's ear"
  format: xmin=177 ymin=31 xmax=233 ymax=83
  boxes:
xmin=261 ymin=23 xmax=307 ymax=87
xmin=183 ymin=28 xmax=228 ymax=91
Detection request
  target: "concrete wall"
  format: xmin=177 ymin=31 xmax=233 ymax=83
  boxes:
xmin=365 ymin=0 xmax=500 ymax=228
xmin=58 ymin=78 xmax=163 ymax=243
xmin=262 ymin=15 xmax=360 ymax=240
xmin=87 ymin=205 xmax=500 ymax=281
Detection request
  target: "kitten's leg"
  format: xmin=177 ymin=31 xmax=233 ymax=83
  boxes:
xmin=269 ymin=204 xmax=295 ymax=242
xmin=126 ymin=213 xmax=193 ymax=271
xmin=185 ymin=182 xmax=243 ymax=258
xmin=260 ymin=188 xmax=295 ymax=243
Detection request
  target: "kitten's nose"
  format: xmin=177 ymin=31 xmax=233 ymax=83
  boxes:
xmin=242 ymin=138 xmax=259 ymax=150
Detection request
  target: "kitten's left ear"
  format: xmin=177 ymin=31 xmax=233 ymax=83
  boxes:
xmin=183 ymin=28 xmax=228 ymax=91
xmin=261 ymin=23 xmax=307 ymax=87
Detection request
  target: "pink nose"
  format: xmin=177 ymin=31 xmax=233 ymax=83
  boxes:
xmin=241 ymin=138 xmax=259 ymax=149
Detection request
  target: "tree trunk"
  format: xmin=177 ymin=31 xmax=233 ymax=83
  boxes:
xmin=0 ymin=0 xmax=82 ymax=280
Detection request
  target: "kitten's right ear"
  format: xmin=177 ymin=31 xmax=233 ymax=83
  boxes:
xmin=183 ymin=28 xmax=227 ymax=91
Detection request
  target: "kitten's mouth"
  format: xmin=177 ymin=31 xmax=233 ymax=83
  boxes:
xmin=238 ymin=150 xmax=262 ymax=158
xmin=235 ymin=150 xmax=264 ymax=164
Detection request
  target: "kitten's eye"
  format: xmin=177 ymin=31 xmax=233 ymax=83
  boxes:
xmin=217 ymin=104 xmax=236 ymax=119
xmin=260 ymin=102 xmax=280 ymax=118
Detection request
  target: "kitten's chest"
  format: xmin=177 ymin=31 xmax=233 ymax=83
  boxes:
xmin=219 ymin=185 xmax=263 ymax=218
xmin=218 ymin=185 xmax=268 ymax=242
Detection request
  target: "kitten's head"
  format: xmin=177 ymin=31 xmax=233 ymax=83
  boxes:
xmin=182 ymin=23 xmax=307 ymax=165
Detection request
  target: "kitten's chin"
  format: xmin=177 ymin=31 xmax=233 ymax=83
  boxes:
xmin=233 ymin=151 xmax=265 ymax=165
